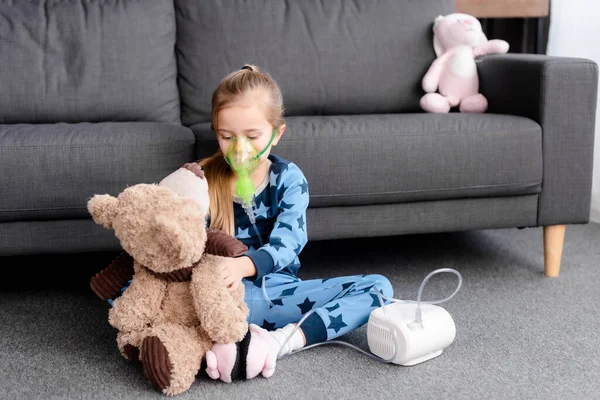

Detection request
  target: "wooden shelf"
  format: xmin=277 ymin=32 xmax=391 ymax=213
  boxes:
xmin=455 ymin=0 xmax=549 ymax=18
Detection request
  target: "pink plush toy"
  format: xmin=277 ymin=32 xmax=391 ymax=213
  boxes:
xmin=420 ymin=13 xmax=510 ymax=113
xmin=205 ymin=324 xmax=277 ymax=382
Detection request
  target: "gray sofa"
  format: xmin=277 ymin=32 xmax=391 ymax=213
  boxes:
xmin=1 ymin=0 xmax=597 ymax=277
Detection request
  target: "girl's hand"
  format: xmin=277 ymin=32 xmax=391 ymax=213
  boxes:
xmin=220 ymin=256 xmax=256 ymax=292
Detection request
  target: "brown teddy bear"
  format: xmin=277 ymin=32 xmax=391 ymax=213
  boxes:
xmin=87 ymin=175 xmax=250 ymax=396
xmin=90 ymin=163 xmax=247 ymax=304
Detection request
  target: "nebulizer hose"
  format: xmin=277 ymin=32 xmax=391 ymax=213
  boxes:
xmin=264 ymin=268 xmax=463 ymax=361
xmin=413 ymin=268 xmax=463 ymax=328
xmin=225 ymin=129 xmax=278 ymax=247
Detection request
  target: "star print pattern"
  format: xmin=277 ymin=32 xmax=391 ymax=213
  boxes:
xmin=236 ymin=227 xmax=251 ymax=239
xmin=370 ymin=293 xmax=382 ymax=307
xmin=233 ymin=154 xmax=309 ymax=282
xmin=325 ymin=303 xmax=340 ymax=312
xmin=299 ymin=180 xmax=308 ymax=194
xmin=239 ymin=273 xmax=394 ymax=343
xmin=327 ymin=314 xmax=348 ymax=333
xmin=269 ymin=170 xmax=280 ymax=186
xmin=269 ymin=298 xmax=284 ymax=308
xmin=361 ymin=285 xmax=374 ymax=294
xmin=279 ymin=201 xmax=294 ymax=210
xmin=261 ymin=319 xmax=277 ymax=330
xmin=297 ymin=297 xmax=317 ymax=314
xmin=269 ymin=237 xmax=286 ymax=250
xmin=253 ymin=201 xmax=270 ymax=219
xmin=273 ymin=260 xmax=284 ymax=272
xmin=278 ymin=221 xmax=294 ymax=232
xmin=280 ymin=286 xmax=298 ymax=296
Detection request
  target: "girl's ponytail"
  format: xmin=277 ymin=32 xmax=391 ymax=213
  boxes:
xmin=199 ymin=150 xmax=235 ymax=236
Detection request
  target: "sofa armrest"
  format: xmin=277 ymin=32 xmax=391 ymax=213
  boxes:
xmin=477 ymin=53 xmax=598 ymax=225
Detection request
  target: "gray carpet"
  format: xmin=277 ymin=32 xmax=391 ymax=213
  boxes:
xmin=2 ymin=223 xmax=600 ymax=400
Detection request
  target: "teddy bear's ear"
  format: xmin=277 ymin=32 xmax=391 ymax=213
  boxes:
xmin=154 ymin=215 xmax=196 ymax=263
xmin=87 ymin=194 xmax=119 ymax=229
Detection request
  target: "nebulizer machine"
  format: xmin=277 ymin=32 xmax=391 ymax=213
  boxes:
xmin=225 ymin=131 xmax=463 ymax=366
xmin=270 ymin=269 xmax=463 ymax=366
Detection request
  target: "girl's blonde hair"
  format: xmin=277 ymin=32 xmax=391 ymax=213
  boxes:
xmin=199 ymin=64 xmax=285 ymax=236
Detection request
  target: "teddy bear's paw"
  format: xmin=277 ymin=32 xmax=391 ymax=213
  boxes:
xmin=205 ymin=229 xmax=248 ymax=257
xmin=123 ymin=344 xmax=140 ymax=363
xmin=117 ymin=330 xmax=145 ymax=363
xmin=141 ymin=336 xmax=173 ymax=393
xmin=231 ymin=316 xmax=250 ymax=343
xmin=204 ymin=313 xmax=248 ymax=345
xmin=90 ymin=251 xmax=134 ymax=302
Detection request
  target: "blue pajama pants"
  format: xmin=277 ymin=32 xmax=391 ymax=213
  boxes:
xmin=244 ymin=273 xmax=394 ymax=345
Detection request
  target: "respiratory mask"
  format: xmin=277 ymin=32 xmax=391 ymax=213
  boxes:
xmin=224 ymin=128 xmax=278 ymax=223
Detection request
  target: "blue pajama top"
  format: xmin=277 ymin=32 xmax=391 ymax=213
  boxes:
xmin=231 ymin=154 xmax=310 ymax=283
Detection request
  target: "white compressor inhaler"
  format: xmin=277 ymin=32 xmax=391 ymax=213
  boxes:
xmin=367 ymin=301 xmax=456 ymax=366
xmin=366 ymin=268 xmax=462 ymax=366
xmin=274 ymin=268 xmax=462 ymax=366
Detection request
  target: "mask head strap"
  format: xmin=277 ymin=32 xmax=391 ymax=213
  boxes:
xmin=254 ymin=127 xmax=279 ymax=160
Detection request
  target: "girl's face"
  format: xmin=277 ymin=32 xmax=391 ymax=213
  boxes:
xmin=216 ymin=91 xmax=284 ymax=164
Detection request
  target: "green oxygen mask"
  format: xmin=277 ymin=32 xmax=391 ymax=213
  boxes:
xmin=224 ymin=128 xmax=278 ymax=223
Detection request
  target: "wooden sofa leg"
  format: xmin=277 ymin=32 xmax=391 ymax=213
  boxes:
xmin=543 ymin=225 xmax=566 ymax=277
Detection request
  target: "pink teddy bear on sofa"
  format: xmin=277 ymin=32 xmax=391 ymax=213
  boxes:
xmin=420 ymin=13 xmax=510 ymax=113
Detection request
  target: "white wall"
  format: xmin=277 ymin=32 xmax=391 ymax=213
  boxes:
xmin=546 ymin=0 xmax=600 ymax=223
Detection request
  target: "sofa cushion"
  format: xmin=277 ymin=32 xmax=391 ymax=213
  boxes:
xmin=0 ymin=0 xmax=180 ymax=124
xmin=0 ymin=123 xmax=195 ymax=222
xmin=194 ymin=113 xmax=542 ymax=207
xmin=175 ymin=0 xmax=456 ymax=126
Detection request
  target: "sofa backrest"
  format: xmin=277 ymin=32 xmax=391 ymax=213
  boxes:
xmin=0 ymin=0 xmax=180 ymax=124
xmin=175 ymin=0 xmax=455 ymax=126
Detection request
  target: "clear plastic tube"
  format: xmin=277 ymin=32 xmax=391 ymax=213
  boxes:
xmin=413 ymin=268 xmax=463 ymax=327
xmin=265 ymin=268 xmax=463 ymax=362
xmin=251 ymin=222 xmax=263 ymax=247
xmin=243 ymin=201 xmax=264 ymax=247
